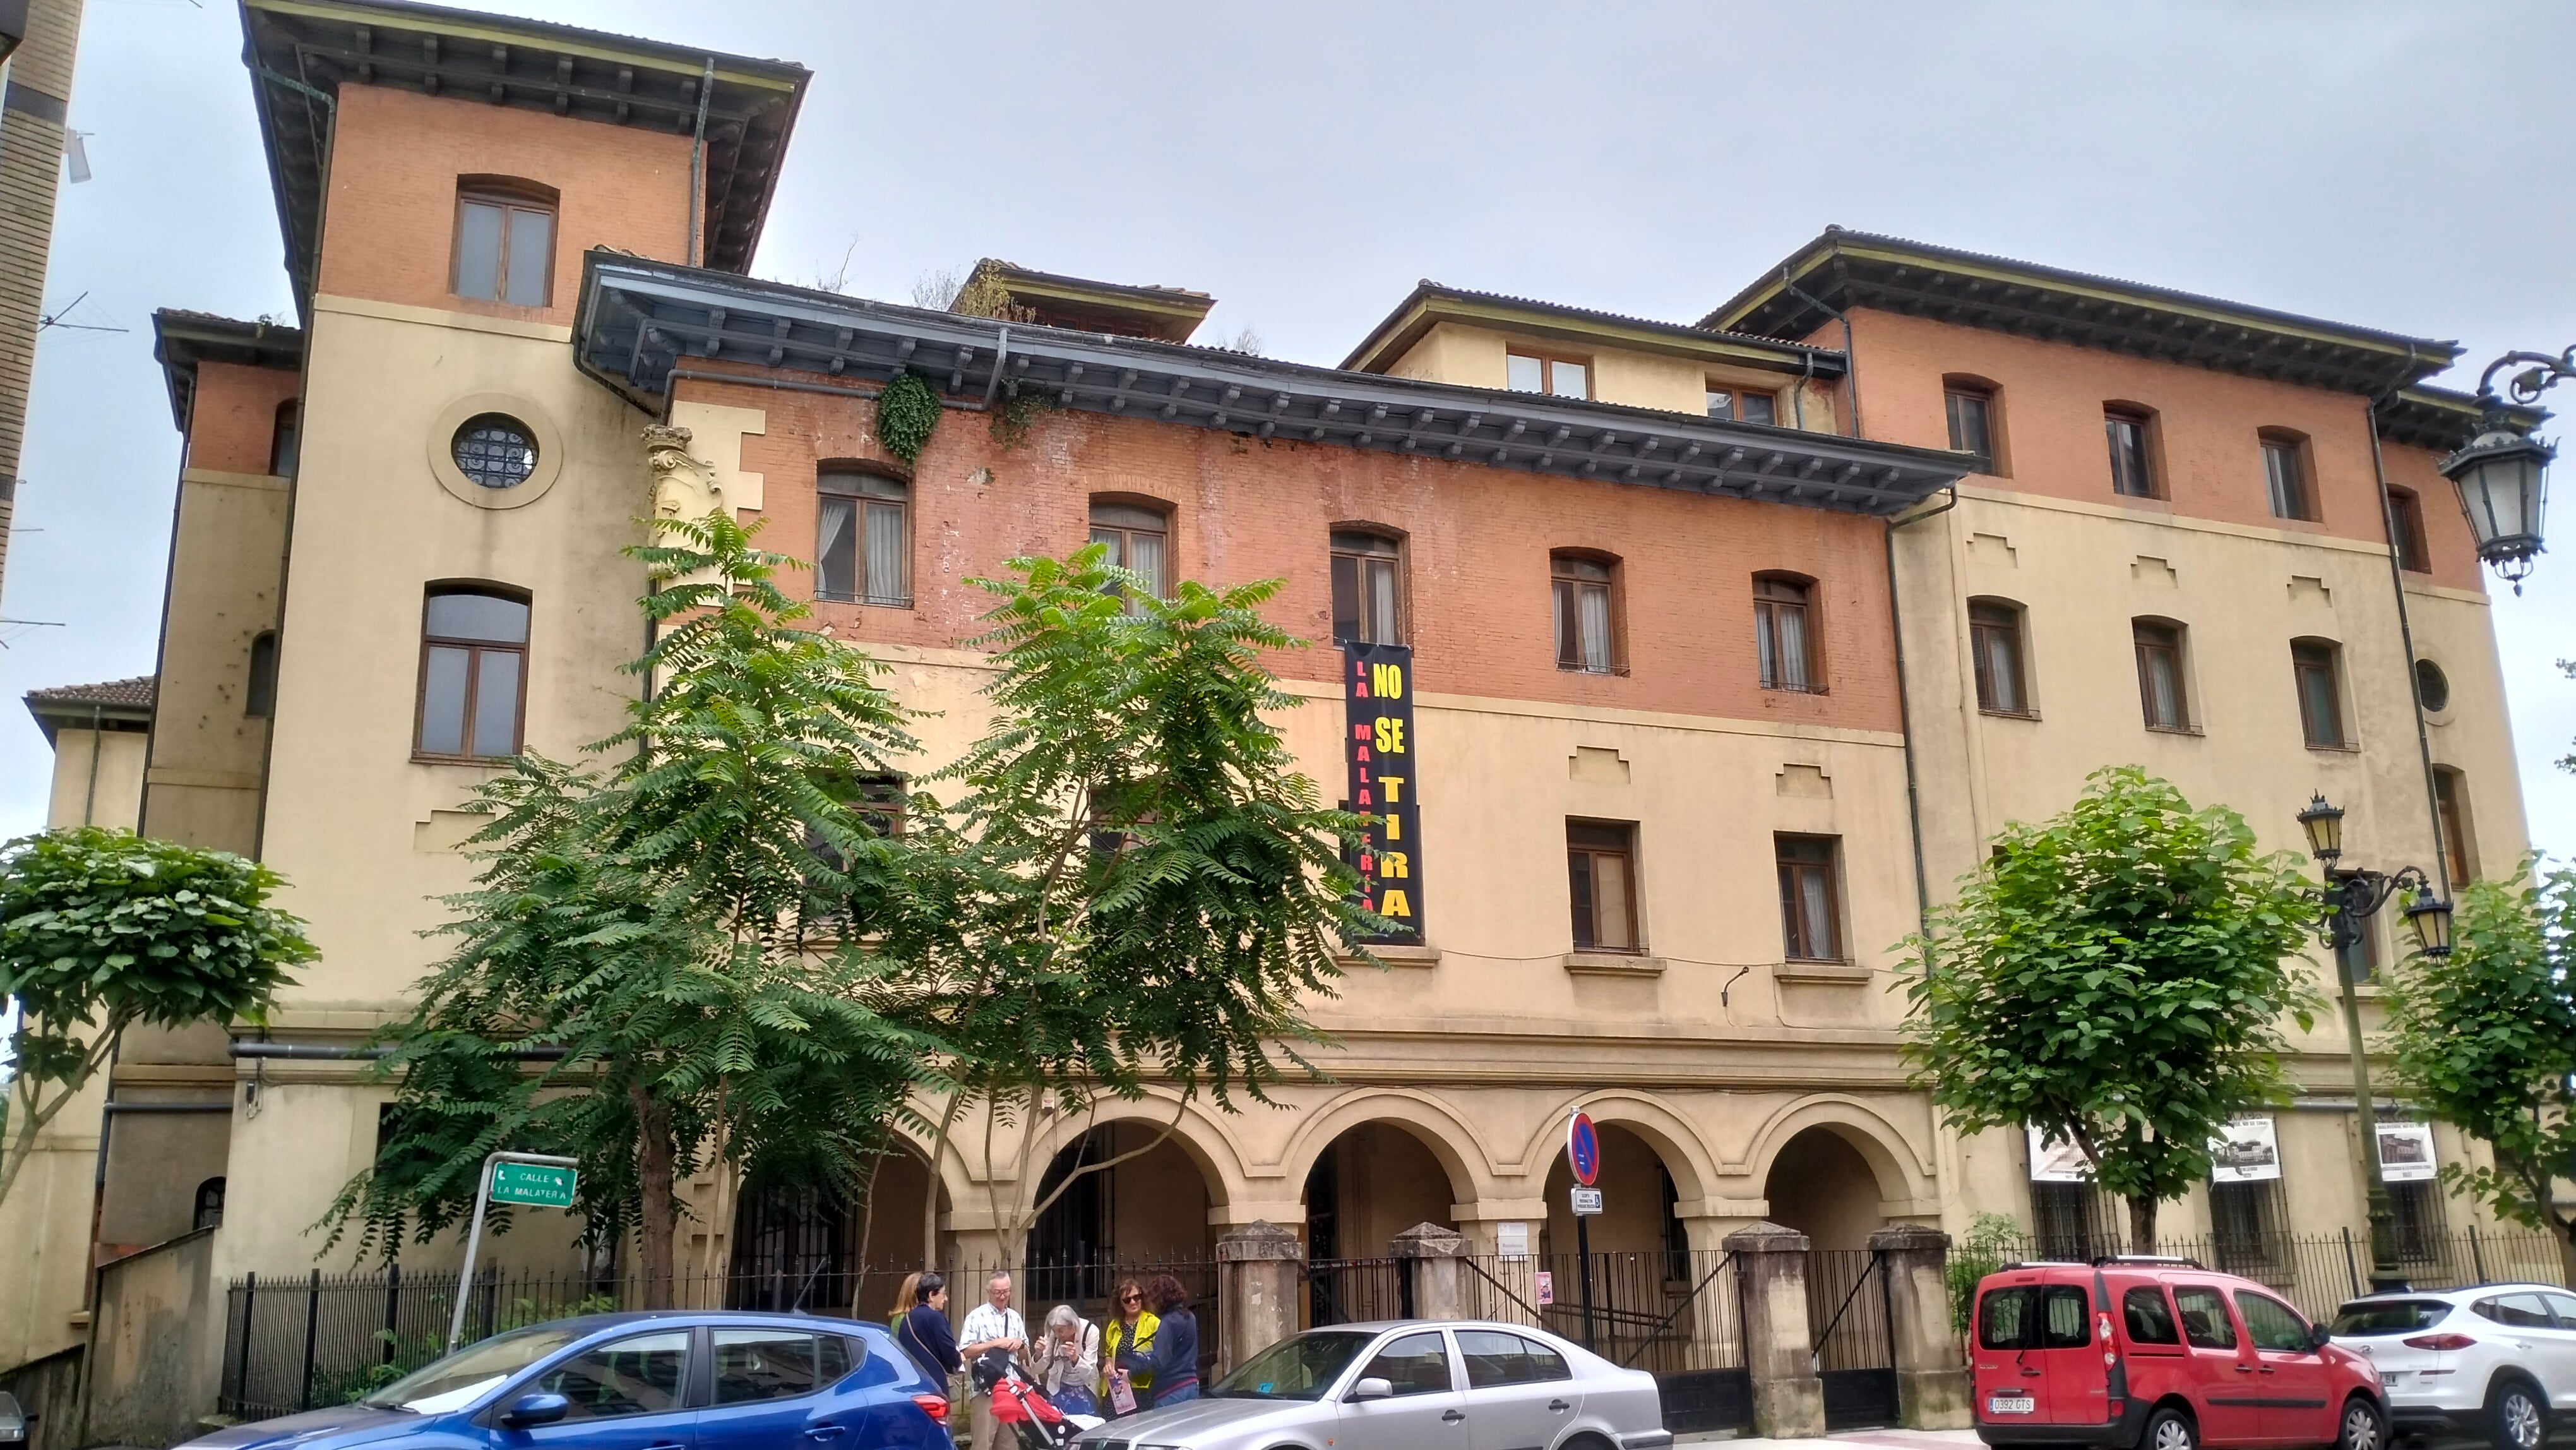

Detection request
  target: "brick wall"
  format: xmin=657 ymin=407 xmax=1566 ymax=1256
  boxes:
xmin=184 ymin=360 xmax=305 ymax=476
xmin=0 ymin=0 xmax=85 ymax=603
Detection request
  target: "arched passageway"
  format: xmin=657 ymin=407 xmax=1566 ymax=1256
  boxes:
xmin=1762 ymin=1125 xmax=1885 ymax=1252
xmin=730 ymin=1142 xmax=948 ymax=1322
xmin=1025 ymin=1122 xmax=1216 ymax=1290
xmin=1302 ymin=1121 xmax=1457 ymax=1261
xmin=1541 ymin=1122 xmax=1687 ymax=1264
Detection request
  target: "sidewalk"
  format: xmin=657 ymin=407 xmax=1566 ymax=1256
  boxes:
xmin=1678 ymin=1429 xmax=1986 ymax=1450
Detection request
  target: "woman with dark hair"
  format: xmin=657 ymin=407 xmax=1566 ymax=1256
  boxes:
xmin=895 ymin=1271 xmax=960 ymax=1387
xmin=1112 ymin=1274 xmax=1198 ymax=1408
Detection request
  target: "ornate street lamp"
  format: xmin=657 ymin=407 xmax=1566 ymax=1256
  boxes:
xmin=2439 ymin=347 xmax=2570 ymax=593
xmin=2298 ymin=793 xmax=2453 ymax=1293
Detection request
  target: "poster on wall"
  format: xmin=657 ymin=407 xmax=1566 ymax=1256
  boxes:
xmin=1343 ymin=642 xmax=1424 ymax=944
xmin=2027 ymin=1126 xmax=2096 ymax=1183
xmin=2375 ymin=1122 xmax=2439 ymax=1183
xmin=2209 ymin=1117 xmax=2282 ymax=1183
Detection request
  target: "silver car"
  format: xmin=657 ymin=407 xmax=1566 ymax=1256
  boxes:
xmin=1076 ymin=1319 xmax=1672 ymax=1450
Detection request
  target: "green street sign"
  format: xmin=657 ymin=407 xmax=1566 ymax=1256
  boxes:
xmin=490 ymin=1161 xmax=576 ymax=1208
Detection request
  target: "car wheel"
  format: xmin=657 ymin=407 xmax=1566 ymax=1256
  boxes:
xmin=2489 ymin=1381 xmax=2544 ymax=1450
xmin=2336 ymin=1396 xmax=2385 ymax=1450
xmin=2145 ymin=1406 xmax=2198 ymax=1450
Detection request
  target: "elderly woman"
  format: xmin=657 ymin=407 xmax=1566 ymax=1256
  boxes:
xmin=1032 ymin=1303 xmax=1100 ymax=1415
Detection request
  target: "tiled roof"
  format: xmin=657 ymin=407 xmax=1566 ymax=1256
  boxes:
xmin=25 ymin=675 xmax=157 ymax=710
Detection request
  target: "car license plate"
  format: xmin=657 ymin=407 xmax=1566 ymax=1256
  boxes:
xmin=1989 ymin=1394 xmax=2036 ymax=1416
xmin=2379 ymin=1372 xmax=2403 ymax=1387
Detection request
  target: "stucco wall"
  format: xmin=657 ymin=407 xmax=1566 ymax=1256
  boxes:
xmin=1385 ymin=321 xmax=1842 ymax=431
xmin=83 ymin=1228 xmax=222 ymax=1449
xmin=42 ymin=726 xmax=145 ymax=829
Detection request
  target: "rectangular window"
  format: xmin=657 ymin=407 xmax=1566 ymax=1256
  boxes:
xmin=1707 ymin=387 xmax=1779 ymax=425
xmin=1945 ymin=386 xmax=1996 ymax=474
xmin=2388 ymin=1178 xmax=2447 ymax=1263
xmin=2134 ymin=621 xmax=2189 ymax=731
xmin=2262 ymin=437 xmax=2310 ymax=520
xmin=2433 ymin=769 xmax=2476 ymax=882
xmin=1753 ymin=577 xmax=1816 ymax=692
xmin=2210 ymin=1178 xmax=2287 ymax=1273
xmin=270 ymin=401 xmax=299 ymax=480
xmin=1330 ymin=530 xmax=1406 ymax=645
xmin=2293 ymin=642 xmax=2345 ymax=748
xmin=1969 ymin=602 xmax=2028 ymax=716
xmin=816 ymin=471 xmax=910 ymax=606
xmin=245 ymin=632 xmax=278 ymax=718
xmin=1567 ymin=820 xmax=1639 ymax=952
xmin=417 ymin=590 xmax=529 ymax=759
xmin=2106 ymin=411 xmax=2155 ymax=498
xmin=1090 ymin=502 xmax=1169 ymax=604
xmin=2030 ymin=1182 xmax=2119 ymax=1263
xmin=1551 ymin=555 xmax=1620 ymax=674
xmin=2388 ymin=488 xmax=2431 ymax=573
xmin=453 ymin=189 xmax=556 ymax=307
xmin=1776 ymin=834 xmax=1840 ymax=961
xmin=1508 ymin=351 xmax=1589 ymax=400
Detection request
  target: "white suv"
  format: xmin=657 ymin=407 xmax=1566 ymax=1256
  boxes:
xmin=2329 ymin=1283 xmax=2576 ymax=1450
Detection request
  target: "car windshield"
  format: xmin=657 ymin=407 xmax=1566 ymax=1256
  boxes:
xmin=1210 ymin=1331 xmax=1374 ymax=1400
xmin=2330 ymin=1300 xmax=2450 ymax=1336
xmin=360 ymin=1326 xmax=587 ymax=1411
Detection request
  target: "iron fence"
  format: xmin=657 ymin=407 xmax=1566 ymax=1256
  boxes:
xmin=1305 ymin=1257 xmax=1411 ymax=1327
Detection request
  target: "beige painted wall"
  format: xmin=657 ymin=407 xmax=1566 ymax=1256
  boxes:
xmin=0 ymin=1070 xmax=107 ymax=1369
xmin=42 ymin=727 xmax=145 ymax=830
xmin=1385 ymin=321 xmax=1840 ymax=429
xmin=140 ymin=466 xmax=288 ymax=856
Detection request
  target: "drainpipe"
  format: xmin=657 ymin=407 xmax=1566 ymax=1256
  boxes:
xmin=686 ymin=57 xmax=713 ymax=267
xmin=1791 ymin=353 xmax=1810 ymax=432
xmin=1885 ymin=486 xmax=1961 ymax=938
xmin=2361 ymin=362 xmax=2454 ymax=899
xmin=81 ymin=703 xmax=100 ymax=825
xmin=1784 ymin=266 xmax=1863 ymax=439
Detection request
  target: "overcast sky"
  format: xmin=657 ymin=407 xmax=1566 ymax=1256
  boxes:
xmin=4 ymin=0 xmax=2570 ymax=865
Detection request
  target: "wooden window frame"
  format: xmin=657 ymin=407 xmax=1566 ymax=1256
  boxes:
xmin=1550 ymin=551 xmax=1626 ymax=676
xmin=2386 ymin=486 xmax=2432 ymax=573
xmin=1943 ymin=377 xmax=2002 ymax=476
xmin=2104 ymin=406 xmax=2157 ymax=499
xmin=2291 ymin=639 xmax=2349 ymax=750
xmin=1088 ymin=498 xmax=1172 ymax=607
xmin=2433 ymin=767 xmax=2476 ymax=884
xmin=1506 ymin=349 xmax=1593 ymax=400
xmin=2133 ymin=618 xmax=2192 ymax=733
xmin=1330 ymin=527 xmax=1409 ymax=646
xmin=1752 ymin=572 xmax=1823 ymax=694
xmin=413 ymin=587 xmax=530 ymax=764
xmin=1566 ymin=818 xmax=1642 ymax=954
xmin=1775 ymin=833 xmax=1844 ymax=962
xmin=816 ymin=467 xmax=912 ymax=607
xmin=269 ymin=399 xmax=300 ymax=479
xmin=1706 ymin=383 xmax=1780 ymax=425
xmin=2259 ymin=431 xmax=2314 ymax=522
xmin=1968 ymin=599 xmax=2032 ymax=717
xmin=451 ymin=179 xmax=559 ymax=308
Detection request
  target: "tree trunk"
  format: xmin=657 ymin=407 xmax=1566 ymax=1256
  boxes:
xmin=633 ymin=1087 xmax=677 ymax=1309
xmin=2128 ymin=1195 xmax=2159 ymax=1255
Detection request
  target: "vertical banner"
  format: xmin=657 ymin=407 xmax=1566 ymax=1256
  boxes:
xmin=1344 ymin=642 xmax=1423 ymax=944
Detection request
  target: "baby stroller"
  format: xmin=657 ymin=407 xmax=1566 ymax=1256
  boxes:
xmin=972 ymin=1351 xmax=1105 ymax=1450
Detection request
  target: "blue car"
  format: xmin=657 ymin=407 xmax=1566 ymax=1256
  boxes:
xmin=182 ymin=1312 xmax=950 ymax=1450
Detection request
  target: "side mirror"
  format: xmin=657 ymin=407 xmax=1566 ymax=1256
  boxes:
xmin=501 ymin=1393 xmax=571 ymax=1429
xmin=2310 ymin=1324 xmax=2335 ymax=1351
xmin=1347 ymin=1377 xmax=1393 ymax=1402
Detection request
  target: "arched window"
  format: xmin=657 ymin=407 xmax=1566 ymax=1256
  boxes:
xmin=452 ymin=177 xmax=558 ymax=307
xmin=2103 ymin=404 xmax=2156 ymax=498
xmin=2387 ymin=486 xmax=2431 ymax=573
xmin=2291 ymin=638 xmax=2348 ymax=750
xmin=193 ymin=1177 xmax=225 ymax=1231
xmin=245 ymin=631 xmax=278 ymax=717
xmin=2133 ymin=618 xmax=2191 ymax=732
xmin=1330 ymin=528 xmax=1407 ymax=645
xmin=1967 ymin=599 xmax=2030 ymax=716
xmin=269 ymin=399 xmax=299 ymax=479
xmin=816 ymin=467 xmax=909 ymax=606
xmin=1753 ymin=573 xmax=1818 ymax=693
xmin=1943 ymin=374 xmax=2002 ymax=476
xmin=1550 ymin=552 xmax=1622 ymax=674
xmin=2259 ymin=429 xmax=2313 ymax=520
xmin=416 ymin=585 xmax=529 ymax=760
xmin=1089 ymin=499 xmax=1169 ymax=602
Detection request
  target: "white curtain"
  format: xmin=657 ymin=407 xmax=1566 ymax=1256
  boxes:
xmin=864 ymin=501 xmax=906 ymax=604
xmin=1579 ymin=585 xmax=1611 ymax=671
xmin=1128 ymin=531 xmax=1166 ymax=598
xmin=1799 ymin=870 xmax=1835 ymax=957
xmin=815 ymin=497 xmax=854 ymax=597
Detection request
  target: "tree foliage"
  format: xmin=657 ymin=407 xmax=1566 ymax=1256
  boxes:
xmin=0 ymin=827 xmax=313 ymax=1207
xmin=1899 ymin=766 xmax=2323 ymax=1250
xmin=2380 ymin=860 xmax=2576 ymax=1276
xmin=323 ymin=513 xmax=933 ymax=1297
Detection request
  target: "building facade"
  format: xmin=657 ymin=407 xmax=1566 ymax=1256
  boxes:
xmin=5 ymin=0 xmax=2551 ymax=1377
xmin=0 ymin=0 xmax=84 ymax=603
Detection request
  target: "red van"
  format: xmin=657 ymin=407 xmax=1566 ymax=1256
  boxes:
xmin=1972 ymin=1258 xmax=2386 ymax=1450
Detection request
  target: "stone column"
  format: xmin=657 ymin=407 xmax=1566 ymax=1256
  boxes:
xmin=1869 ymin=1223 xmax=1970 ymax=1429
xmin=1391 ymin=1222 xmax=1467 ymax=1319
xmin=1215 ymin=1221 xmax=1303 ymax=1377
xmin=1727 ymin=1221 xmax=1825 ymax=1440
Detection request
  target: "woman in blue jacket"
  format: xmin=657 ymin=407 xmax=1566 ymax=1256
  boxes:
xmin=1113 ymin=1274 xmax=1199 ymax=1407
xmin=895 ymin=1272 xmax=960 ymax=1387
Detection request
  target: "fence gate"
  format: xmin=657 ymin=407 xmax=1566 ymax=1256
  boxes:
xmin=1809 ymin=1247 xmax=1899 ymax=1431
xmin=1304 ymin=1256 xmax=1411 ymax=1327
xmin=1458 ymin=1250 xmax=1751 ymax=1437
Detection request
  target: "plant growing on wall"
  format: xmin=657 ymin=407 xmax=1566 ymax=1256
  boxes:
xmin=0 ymin=827 xmax=313 ymax=1209
xmin=874 ymin=369 xmax=942 ymax=465
xmin=1899 ymin=766 xmax=2323 ymax=1252
xmin=2380 ymin=861 xmax=2576 ymax=1283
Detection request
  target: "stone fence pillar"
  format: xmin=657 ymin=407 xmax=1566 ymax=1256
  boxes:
xmin=1869 ymin=1223 xmax=1971 ymax=1429
xmin=1215 ymin=1221 xmax=1303 ymax=1377
xmin=1391 ymin=1222 xmax=1467 ymax=1319
xmin=1727 ymin=1221 xmax=1824 ymax=1439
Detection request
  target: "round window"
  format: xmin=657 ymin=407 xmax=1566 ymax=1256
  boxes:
xmin=2414 ymin=659 xmax=2451 ymax=714
xmin=451 ymin=414 xmax=539 ymax=489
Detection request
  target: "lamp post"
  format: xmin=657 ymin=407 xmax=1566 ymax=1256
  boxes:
xmin=2438 ymin=347 xmax=2568 ymax=593
xmin=2296 ymin=793 xmax=2454 ymax=1294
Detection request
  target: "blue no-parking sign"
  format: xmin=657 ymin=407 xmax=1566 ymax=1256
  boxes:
xmin=1566 ymin=1111 xmax=1601 ymax=1187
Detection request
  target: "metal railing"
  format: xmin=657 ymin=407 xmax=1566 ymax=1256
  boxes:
xmin=1953 ymin=1228 xmax=2569 ymax=1326
xmin=1459 ymin=1250 xmax=1746 ymax=1375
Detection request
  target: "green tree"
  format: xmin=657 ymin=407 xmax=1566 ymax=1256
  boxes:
xmin=1900 ymin=766 xmax=2323 ymax=1251
xmin=2380 ymin=861 xmax=2576 ymax=1282
xmin=902 ymin=546 xmax=1373 ymax=1264
xmin=0 ymin=827 xmax=313 ymax=1207
xmin=323 ymin=513 xmax=933 ymax=1300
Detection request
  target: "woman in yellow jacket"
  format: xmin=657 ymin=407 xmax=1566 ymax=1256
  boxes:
xmin=1099 ymin=1278 xmax=1159 ymax=1416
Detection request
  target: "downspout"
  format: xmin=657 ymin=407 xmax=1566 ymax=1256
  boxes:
xmin=1784 ymin=266 xmax=1863 ymax=439
xmin=1791 ymin=352 xmax=1810 ymax=432
xmin=1886 ymin=485 xmax=1961 ymax=938
xmin=82 ymin=703 xmax=100 ymax=825
xmin=686 ymin=57 xmax=713 ymax=267
xmin=2363 ymin=355 xmax=2454 ymax=899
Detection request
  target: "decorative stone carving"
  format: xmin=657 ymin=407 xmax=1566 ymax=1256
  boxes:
xmin=643 ymin=424 xmax=724 ymax=530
